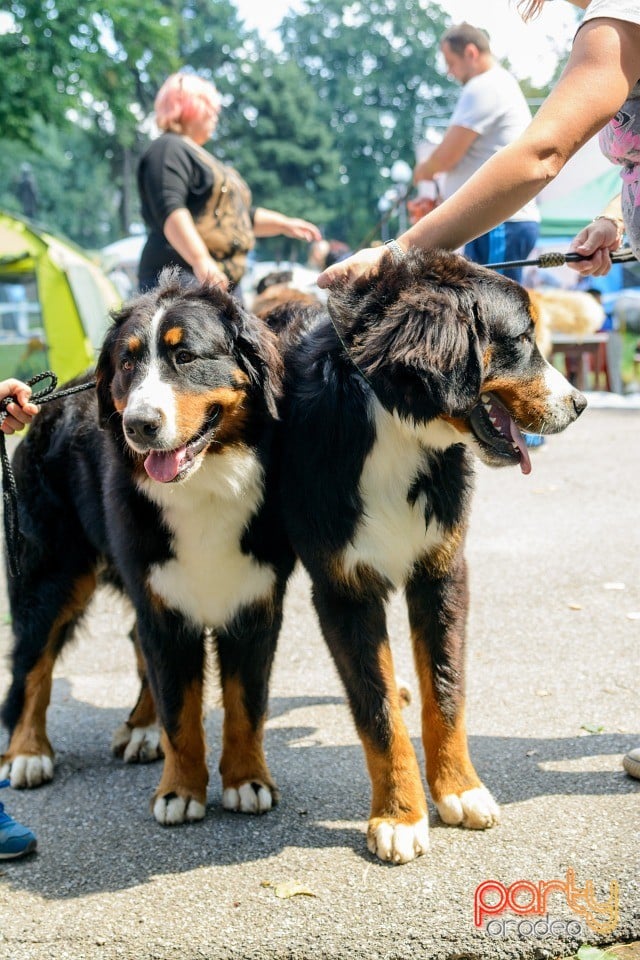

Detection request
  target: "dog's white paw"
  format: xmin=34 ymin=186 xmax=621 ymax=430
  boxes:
xmin=367 ymin=816 xmax=430 ymax=864
xmin=0 ymin=754 xmax=54 ymax=788
xmin=111 ymin=722 xmax=163 ymax=763
xmin=222 ymin=781 xmax=275 ymax=814
xmin=153 ymin=793 xmax=206 ymax=825
xmin=436 ymin=786 xmax=500 ymax=829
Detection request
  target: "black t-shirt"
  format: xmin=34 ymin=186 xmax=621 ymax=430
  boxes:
xmin=137 ymin=132 xmax=214 ymax=288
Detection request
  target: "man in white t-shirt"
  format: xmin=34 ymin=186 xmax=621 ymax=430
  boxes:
xmin=413 ymin=22 xmax=540 ymax=281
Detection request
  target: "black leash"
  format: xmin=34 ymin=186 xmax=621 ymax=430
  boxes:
xmin=0 ymin=371 xmax=97 ymax=578
xmin=486 ymin=246 xmax=637 ymax=271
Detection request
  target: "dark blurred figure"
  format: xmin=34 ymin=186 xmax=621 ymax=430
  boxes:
xmin=16 ymin=164 xmax=38 ymax=220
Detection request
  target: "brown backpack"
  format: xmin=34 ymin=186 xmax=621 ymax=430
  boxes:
xmin=184 ymin=139 xmax=255 ymax=285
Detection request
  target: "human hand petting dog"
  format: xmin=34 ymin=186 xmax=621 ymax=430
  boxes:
xmin=0 ymin=378 xmax=39 ymax=435
xmin=317 ymin=243 xmax=394 ymax=288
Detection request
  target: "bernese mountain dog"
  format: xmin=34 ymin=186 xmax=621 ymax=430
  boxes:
xmin=0 ymin=270 xmax=294 ymax=824
xmin=277 ymin=248 xmax=586 ymax=863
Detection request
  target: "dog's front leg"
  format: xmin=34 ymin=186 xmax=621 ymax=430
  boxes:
xmin=216 ymin=595 xmax=284 ymax=815
xmin=406 ymin=557 xmax=499 ymax=830
xmin=136 ymin=605 xmax=208 ymax=825
xmin=313 ymin=579 xmax=429 ymax=864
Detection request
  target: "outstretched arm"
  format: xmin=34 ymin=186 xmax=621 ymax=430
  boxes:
xmin=319 ymin=17 xmax=640 ymax=288
xmin=252 ymin=208 xmax=322 ymax=243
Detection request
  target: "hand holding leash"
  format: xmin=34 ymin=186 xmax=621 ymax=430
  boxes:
xmin=0 ymin=372 xmax=97 ymax=578
xmin=485 ymin=246 xmax=637 ymax=271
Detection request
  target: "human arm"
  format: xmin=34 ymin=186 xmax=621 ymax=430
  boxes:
xmin=319 ymin=17 xmax=640 ymax=288
xmin=567 ymin=193 xmax=624 ymax=277
xmin=252 ymin=208 xmax=322 ymax=242
xmin=413 ymin=126 xmax=478 ymax=183
xmin=163 ymin=208 xmax=229 ymax=288
xmin=0 ymin=379 xmax=39 ymax=435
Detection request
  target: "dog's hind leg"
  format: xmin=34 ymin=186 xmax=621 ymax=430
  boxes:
xmin=406 ymin=557 xmax=500 ymax=830
xmin=216 ymin=595 xmax=283 ymax=815
xmin=1 ymin=568 xmax=98 ymax=788
xmin=313 ymin=579 xmax=429 ymax=864
xmin=111 ymin=622 xmax=163 ymax=764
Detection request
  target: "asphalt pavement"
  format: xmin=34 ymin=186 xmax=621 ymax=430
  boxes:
xmin=0 ymin=402 xmax=639 ymax=960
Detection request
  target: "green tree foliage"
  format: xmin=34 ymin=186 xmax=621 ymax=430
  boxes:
xmin=0 ymin=0 xmax=176 ymax=145
xmin=215 ymin=51 xmax=340 ymax=229
xmin=0 ymin=118 xmax=121 ymax=248
xmin=0 ymin=0 xmax=179 ymax=235
xmin=0 ymin=0 xmax=565 ymax=256
xmin=177 ymin=0 xmax=249 ymax=75
xmin=279 ymin=0 xmax=458 ymax=247
xmin=0 ymin=0 xmax=86 ymax=143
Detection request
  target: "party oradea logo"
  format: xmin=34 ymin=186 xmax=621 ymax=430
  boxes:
xmin=474 ymin=868 xmax=619 ymax=938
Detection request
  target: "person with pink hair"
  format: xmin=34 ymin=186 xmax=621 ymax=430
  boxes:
xmin=138 ymin=72 xmax=322 ymax=291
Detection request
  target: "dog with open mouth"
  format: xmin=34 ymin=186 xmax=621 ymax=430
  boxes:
xmin=0 ymin=269 xmax=294 ymax=824
xmin=277 ymin=247 xmax=586 ymax=863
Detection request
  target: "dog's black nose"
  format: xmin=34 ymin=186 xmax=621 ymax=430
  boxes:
xmin=571 ymin=390 xmax=587 ymax=418
xmin=123 ymin=413 xmax=162 ymax=445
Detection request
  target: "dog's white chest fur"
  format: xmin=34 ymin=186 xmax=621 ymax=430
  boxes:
xmin=140 ymin=447 xmax=276 ymax=628
xmin=342 ymin=402 xmax=460 ymax=587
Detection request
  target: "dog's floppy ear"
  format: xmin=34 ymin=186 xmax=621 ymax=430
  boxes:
xmin=226 ymin=300 xmax=283 ymax=419
xmin=415 ymin=294 xmax=485 ymax=415
xmin=346 ymin=277 xmax=487 ymax=420
xmin=95 ymin=320 xmax=119 ymax=429
xmin=95 ymin=302 xmax=136 ymax=429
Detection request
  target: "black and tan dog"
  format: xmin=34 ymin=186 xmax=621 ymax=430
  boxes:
xmin=0 ymin=270 xmax=293 ymax=823
xmin=277 ymin=248 xmax=586 ymax=863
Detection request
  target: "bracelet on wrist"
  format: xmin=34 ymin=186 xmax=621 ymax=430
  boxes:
xmin=384 ymin=239 xmax=406 ymax=264
xmin=592 ymin=215 xmax=625 ymax=243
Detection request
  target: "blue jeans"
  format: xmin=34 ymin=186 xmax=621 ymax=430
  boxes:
xmin=464 ymin=221 xmax=539 ymax=283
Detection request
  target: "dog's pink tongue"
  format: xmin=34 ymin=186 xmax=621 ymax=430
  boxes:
xmin=144 ymin=446 xmax=188 ymax=483
xmin=510 ymin=420 xmax=532 ymax=476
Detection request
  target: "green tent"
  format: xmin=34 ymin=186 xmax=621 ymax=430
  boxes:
xmin=0 ymin=211 xmax=120 ymax=384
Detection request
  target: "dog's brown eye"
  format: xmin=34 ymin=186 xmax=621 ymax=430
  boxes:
xmin=175 ymin=350 xmax=196 ymax=365
xmin=121 ymin=357 xmax=135 ymax=372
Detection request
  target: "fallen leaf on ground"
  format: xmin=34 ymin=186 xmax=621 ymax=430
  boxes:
xmin=274 ymin=880 xmax=317 ymax=899
xmin=580 ymin=722 xmax=604 ymax=734
xmin=577 ymin=945 xmax=620 ymax=960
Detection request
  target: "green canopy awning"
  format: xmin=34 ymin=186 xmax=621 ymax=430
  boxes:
xmin=539 ymin=167 xmax=622 ymax=238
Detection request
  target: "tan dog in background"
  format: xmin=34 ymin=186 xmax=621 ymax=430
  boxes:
xmin=528 ymin=287 xmax=605 ymax=358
